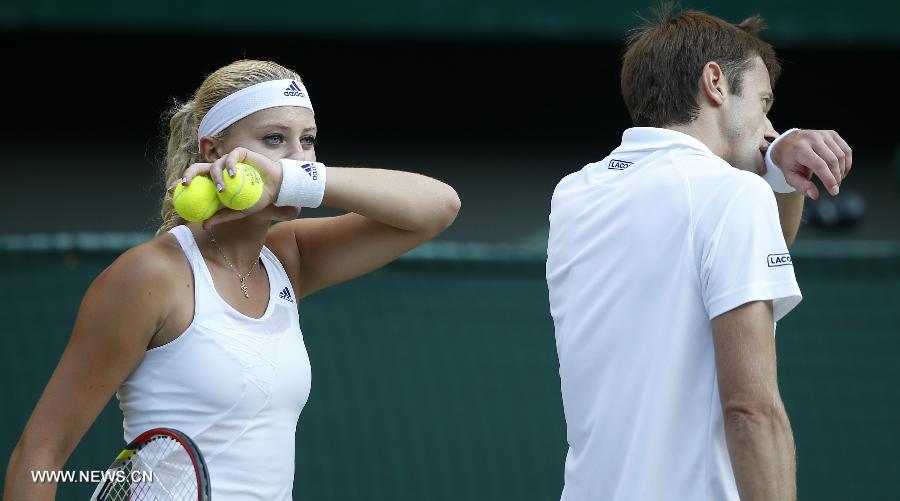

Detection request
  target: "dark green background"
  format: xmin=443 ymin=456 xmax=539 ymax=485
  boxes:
xmin=3 ymin=0 xmax=900 ymax=45
xmin=2 ymin=248 xmax=898 ymax=499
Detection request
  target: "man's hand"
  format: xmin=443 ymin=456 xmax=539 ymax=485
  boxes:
xmin=769 ymin=129 xmax=852 ymax=199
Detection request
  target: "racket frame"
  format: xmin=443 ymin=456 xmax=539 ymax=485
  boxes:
xmin=94 ymin=427 xmax=211 ymax=501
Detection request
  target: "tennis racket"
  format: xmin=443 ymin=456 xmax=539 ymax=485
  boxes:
xmin=90 ymin=427 xmax=211 ymax=501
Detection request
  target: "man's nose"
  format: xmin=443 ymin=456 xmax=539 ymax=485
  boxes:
xmin=764 ymin=119 xmax=778 ymax=143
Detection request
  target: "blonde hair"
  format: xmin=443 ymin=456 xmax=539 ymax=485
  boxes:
xmin=156 ymin=59 xmax=302 ymax=236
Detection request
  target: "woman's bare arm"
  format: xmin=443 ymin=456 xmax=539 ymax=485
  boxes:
xmin=4 ymin=244 xmax=174 ymax=501
xmin=269 ymin=167 xmax=460 ymax=298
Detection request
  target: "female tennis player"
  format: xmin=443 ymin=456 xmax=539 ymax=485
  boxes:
xmin=4 ymin=59 xmax=460 ymax=500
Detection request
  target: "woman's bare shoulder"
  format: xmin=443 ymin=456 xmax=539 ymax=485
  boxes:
xmin=94 ymin=233 xmax=188 ymax=300
xmin=133 ymin=232 xmax=188 ymax=267
xmin=58 ymin=232 xmax=191 ymax=356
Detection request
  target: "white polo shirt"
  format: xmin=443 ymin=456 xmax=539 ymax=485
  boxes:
xmin=546 ymin=127 xmax=802 ymax=501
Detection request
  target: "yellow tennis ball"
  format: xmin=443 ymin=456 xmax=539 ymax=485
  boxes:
xmin=218 ymin=163 xmax=264 ymax=210
xmin=173 ymin=176 xmax=221 ymax=222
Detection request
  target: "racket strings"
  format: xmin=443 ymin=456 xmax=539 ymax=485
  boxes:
xmin=96 ymin=436 xmax=199 ymax=501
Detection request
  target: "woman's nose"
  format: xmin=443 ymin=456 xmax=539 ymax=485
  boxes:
xmin=284 ymin=142 xmax=309 ymax=161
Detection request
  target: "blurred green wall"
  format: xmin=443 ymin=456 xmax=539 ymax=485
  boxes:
xmin=1 ymin=248 xmax=898 ymax=499
xmin=3 ymin=0 xmax=900 ymax=45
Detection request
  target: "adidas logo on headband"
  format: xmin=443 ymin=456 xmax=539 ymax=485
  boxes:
xmin=284 ymin=81 xmax=305 ymax=97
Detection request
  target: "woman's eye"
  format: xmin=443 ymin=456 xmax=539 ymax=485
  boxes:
xmin=264 ymin=133 xmax=285 ymax=145
xmin=300 ymin=135 xmax=317 ymax=149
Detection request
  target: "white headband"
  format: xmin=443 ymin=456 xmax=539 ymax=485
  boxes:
xmin=197 ymin=79 xmax=314 ymax=147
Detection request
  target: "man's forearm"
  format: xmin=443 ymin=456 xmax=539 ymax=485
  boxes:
xmin=775 ymin=191 xmax=804 ymax=247
xmin=724 ymin=403 xmax=796 ymax=501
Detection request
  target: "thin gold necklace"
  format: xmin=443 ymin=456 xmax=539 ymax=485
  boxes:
xmin=207 ymin=230 xmax=259 ymax=298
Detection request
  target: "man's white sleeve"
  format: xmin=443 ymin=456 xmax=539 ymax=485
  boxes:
xmin=699 ymin=176 xmax=802 ymax=321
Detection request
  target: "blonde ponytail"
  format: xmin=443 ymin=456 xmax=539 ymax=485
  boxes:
xmin=156 ymin=100 xmax=199 ymax=236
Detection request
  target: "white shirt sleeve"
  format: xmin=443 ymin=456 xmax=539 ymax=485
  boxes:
xmin=698 ymin=174 xmax=802 ymax=321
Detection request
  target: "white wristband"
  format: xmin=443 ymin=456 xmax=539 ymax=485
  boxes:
xmin=275 ymin=160 xmax=327 ymax=208
xmin=763 ymin=128 xmax=799 ymax=193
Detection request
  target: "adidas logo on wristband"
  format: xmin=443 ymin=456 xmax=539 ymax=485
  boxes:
xmin=301 ymin=163 xmax=319 ymax=181
xmin=276 ymin=159 xmax=326 ymax=209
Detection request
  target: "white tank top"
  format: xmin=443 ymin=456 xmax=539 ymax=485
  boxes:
xmin=116 ymin=225 xmax=312 ymax=500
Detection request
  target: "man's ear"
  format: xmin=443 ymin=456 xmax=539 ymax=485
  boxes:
xmin=199 ymin=136 xmax=222 ymax=163
xmin=699 ymin=62 xmax=727 ymax=107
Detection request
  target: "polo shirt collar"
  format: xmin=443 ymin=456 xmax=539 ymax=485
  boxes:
xmin=618 ymin=127 xmax=715 ymax=156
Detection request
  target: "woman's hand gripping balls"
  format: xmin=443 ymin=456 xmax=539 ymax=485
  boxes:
xmin=171 ymin=148 xmax=284 ymax=226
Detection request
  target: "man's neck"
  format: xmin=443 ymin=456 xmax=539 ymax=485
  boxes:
xmin=666 ymin=115 xmax=727 ymax=160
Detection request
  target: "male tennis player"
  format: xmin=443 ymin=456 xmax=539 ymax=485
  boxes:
xmin=546 ymin=9 xmax=851 ymax=501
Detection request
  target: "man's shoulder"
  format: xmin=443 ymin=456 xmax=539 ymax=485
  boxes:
xmin=553 ymin=169 xmax=582 ymax=191
xmin=554 ymin=161 xmax=600 ymax=186
xmin=715 ymin=168 xmax=774 ymax=203
xmin=688 ymin=167 xmax=778 ymax=242
xmin=673 ymin=148 xmax=733 ymax=177
xmin=551 ymin=163 xmax=597 ymax=202
xmin=679 ymin=153 xmax=771 ymax=201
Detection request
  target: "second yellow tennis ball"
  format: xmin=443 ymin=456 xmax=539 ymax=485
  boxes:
xmin=218 ymin=163 xmax=264 ymax=210
xmin=173 ymin=176 xmax=221 ymax=222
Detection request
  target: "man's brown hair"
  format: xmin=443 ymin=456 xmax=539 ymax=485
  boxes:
xmin=621 ymin=5 xmax=781 ymax=128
